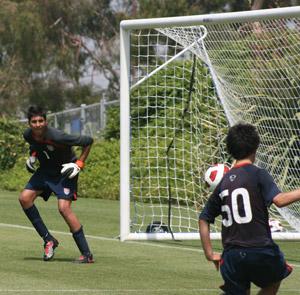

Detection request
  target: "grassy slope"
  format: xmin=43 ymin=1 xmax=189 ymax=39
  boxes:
xmin=0 ymin=190 xmax=300 ymax=294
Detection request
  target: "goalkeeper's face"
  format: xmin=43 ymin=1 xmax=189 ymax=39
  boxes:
xmin=29 ymin=115 xmax=47 ymax=137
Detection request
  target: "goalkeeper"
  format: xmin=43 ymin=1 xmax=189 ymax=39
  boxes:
xmin=19 ymin=105 xmax=94 ymax=263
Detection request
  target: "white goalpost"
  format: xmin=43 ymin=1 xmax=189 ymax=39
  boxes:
xmin=120 ymin=6 xmax=300 ymax=241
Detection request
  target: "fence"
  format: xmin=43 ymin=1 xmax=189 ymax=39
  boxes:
xmin=21 ymin=97 xmax=119 ymax=138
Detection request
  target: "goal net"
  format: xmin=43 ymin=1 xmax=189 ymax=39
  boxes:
xmin=120 ymin=6 xmax=300 ymax=241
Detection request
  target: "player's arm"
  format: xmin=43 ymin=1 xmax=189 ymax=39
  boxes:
xmin=75 ymin=143 xmax=92 ymax=168
xmin=199 ymin=219 xmax=213 ymax=259
xmin=258 ymin=168 xmax=300 ymax=208
xmin=273 ymin=189 xmax=300 ymax=208
xmin=23 ymin=130 xmax=38 ymax=173
xmin=199 ymin=195 xmax=222 ymax=270
xmin=199 ymin=219 xmax=221 ymax=270
xmin=60 ymin=133 xmax=94 ymax=179
xmin=26 ymin=150 xmax=38 ymax=173
xmin=52 ymin=129 xmax=93 ymax=148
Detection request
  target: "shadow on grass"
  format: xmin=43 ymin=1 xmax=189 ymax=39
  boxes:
xmin=23 ymin=257 xmax=75 ymax=262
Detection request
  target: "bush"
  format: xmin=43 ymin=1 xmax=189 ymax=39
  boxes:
xmin=79 ymin=139 xmax=120 ymax=200
xmin=0 ymin=155 xmax=29 ymax=191
xmin=0 ymin=117 xmax=27 ymax=170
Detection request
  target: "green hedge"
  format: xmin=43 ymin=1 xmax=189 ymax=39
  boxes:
xmin=79 ymin=139 xmax=119 ymax=200
xmin=0 ymin=117 xmax=27 ymax=170
xmin=0 ymin=118 xmax=120 ymax=199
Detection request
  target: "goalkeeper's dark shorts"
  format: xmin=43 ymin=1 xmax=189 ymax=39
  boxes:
xmin=220 ymin=244 xmax=292 ymax=295
xmin=25 ymin=169 xmax=78 ymax=201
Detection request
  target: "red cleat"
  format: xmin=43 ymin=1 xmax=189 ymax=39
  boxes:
xmin=43 ymin=238 xmax=59 ymax=261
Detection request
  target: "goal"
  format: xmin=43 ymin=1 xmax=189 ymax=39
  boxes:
xmin=120 ymin=6 xmax=300 ymax=241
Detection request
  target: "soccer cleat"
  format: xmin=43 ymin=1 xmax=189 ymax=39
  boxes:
xmin=74 ymin=253 xmax=94 ymax=264
xmin=43 ymin=238 xmax=59 ymax=261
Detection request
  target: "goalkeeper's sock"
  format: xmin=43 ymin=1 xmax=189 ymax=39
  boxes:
xmin=72 ymin=226 xmax=92 ymax=256
xmin=23 ymin=205 xmax=53 ymax=242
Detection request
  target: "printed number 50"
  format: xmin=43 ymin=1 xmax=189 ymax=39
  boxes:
xmin=220 ymin=188 xmax=252 ymax=227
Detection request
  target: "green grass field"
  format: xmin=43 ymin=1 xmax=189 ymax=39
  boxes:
xmin=0 ymin=190 xmax=300 ymax=294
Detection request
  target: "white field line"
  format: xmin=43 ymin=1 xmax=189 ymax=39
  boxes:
xmin=0 ymin=289 xmax=219 ymax=293
xmin=1 ymin=289 xmax=300 ymax=294
xmin=0 ymin=222 xmax=202 ymax=253
xmin=0 ymin=222 xmax=300 ymax=269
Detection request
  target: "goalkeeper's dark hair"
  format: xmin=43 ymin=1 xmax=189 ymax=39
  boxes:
xmin=226 ymin=122 xmax=260 ymax=160
xmin=27 ymin=106 xmax=47 ymax=121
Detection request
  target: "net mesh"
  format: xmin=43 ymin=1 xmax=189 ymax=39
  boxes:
xmin=129 ymin=16 xmax=300 ymax=235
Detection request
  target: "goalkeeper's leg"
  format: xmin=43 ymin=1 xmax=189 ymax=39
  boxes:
xmin=58 ymin=199 xmax=94 ymax=263
xmin=19 ymin=189 xmax=58 ymax=260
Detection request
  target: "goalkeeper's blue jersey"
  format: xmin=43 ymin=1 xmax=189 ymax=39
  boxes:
xmin=23 ymin=127 xmax=93 ymax=176
xmin=199 ymin=163 xmax=281 ymax=249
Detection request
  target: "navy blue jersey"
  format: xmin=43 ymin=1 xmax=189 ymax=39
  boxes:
xmin=23 ymin=127 xmax=93 ymax=176
xmin=199 ymin=163 xmax=281 ymax=249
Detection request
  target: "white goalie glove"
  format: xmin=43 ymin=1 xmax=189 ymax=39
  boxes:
xmin=61 ymin=160 xmax=84 ymax=179
xmin=26 ymin=156 xmax=36 ymax=173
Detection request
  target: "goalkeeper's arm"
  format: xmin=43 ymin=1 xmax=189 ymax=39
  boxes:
xmin=26 ymin=151 xmax=37 ymax=173
xmin=77 ymin=143 xmax=93 ymax=164
xmin=61 ymin=144 xmax=93 ymax=179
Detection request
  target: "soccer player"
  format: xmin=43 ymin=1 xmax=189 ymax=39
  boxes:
xmin=19 ymin=105 xmax=94 ymax=263
xmin=199 ymin=122 xmax=299 ymax=295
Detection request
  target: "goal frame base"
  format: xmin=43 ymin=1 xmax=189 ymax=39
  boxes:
xmin=122 ymin=232 xmax=300 ymax=241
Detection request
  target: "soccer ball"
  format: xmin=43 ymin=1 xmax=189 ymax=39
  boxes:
xmin=204 ymin=163 xmax=230 ymax=191
xmin=269 ymin=218 xmax=283 ymax=232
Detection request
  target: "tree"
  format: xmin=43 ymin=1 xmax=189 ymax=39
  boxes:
xmin=0 ymin=0 xmax=121 ymax=116
xmin=134 ymin=0 xmax=295 ymax=18
xmin=0 ymin=0 xmax=296 ymax=116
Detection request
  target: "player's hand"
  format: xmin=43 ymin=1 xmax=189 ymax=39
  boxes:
xmin=61 ymin=160 xmax=84 ymax=179
xmin=208 ymin=252 xmax=221 ymax=271
xmin=26 ymin=156 xmax=36 ymax=173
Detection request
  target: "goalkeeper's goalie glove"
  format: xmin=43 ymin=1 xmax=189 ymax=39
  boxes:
xmin=26 ymin=156 xmax=36 ymax=173
xmin=61 ymin=160 xmax=85 ymax=179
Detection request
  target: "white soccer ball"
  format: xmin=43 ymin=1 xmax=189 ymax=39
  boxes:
xmin=204 ymin=163 xmax=230 ymax=191
xmin=269 ymin=218 xmax=283 ymax=232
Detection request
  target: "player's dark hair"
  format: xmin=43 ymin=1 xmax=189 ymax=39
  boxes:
xmin=226 ymin=122 xmax=260 ymax=160
xmin=27 ymin=106 xmax=47 ymax=121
